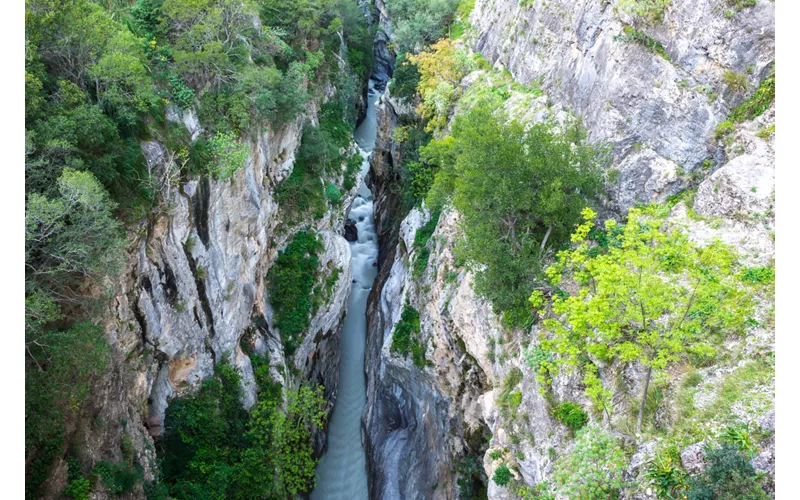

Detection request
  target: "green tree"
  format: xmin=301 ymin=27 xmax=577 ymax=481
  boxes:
xmin=534 ymin=207 xmax=754 ymax=428
xmin=425 ymin=103 xmax=605 ymax=325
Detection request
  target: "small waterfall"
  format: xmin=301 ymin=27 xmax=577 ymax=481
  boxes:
xmin=311 ymin=82 xmax=382 ymax=500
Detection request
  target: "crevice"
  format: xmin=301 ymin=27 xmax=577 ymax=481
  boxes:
xmin=183 ymin=242 xmax=216 ymax=337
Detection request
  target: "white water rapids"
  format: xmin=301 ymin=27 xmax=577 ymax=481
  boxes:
xmin=311 ymin=83 xmax=381 ymax=500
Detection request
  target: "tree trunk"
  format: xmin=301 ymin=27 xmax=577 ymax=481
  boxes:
xmin=637 ymin=365 xmax=653 ymax=433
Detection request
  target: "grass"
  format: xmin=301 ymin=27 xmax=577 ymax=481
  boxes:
xmin=614 ymin=26 xmax=671 ymax=61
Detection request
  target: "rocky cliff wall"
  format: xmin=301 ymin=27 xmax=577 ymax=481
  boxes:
xmin=362 ymin=1 xmax=775 ymax=498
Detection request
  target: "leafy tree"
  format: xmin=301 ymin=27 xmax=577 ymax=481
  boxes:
xmin=25 ymin=168 xmax=125 ymax=304
xmin=386 ymin=0 xmax=460 ymax=54
xmin=424 ymin=103 xmax=605 ymax=325
xmin=407 ymin=38 xmax=473 ymax=132
xmin=207 ymin=131 xmax=250 ymax=180
xmin=534 ymin=207 xmax=754 ymax=427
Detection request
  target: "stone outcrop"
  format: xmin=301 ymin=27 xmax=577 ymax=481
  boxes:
xmin=470 ymin=0 xmax=774 ymax=212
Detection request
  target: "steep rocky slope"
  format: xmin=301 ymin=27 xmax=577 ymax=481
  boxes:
xmin=362 ymin=0 xmax=775 ymax=498
xmin=42 ymin=87 xmax=365 ymax=498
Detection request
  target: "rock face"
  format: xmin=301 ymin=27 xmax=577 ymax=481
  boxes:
xmin=470 ymin=0 xmax=774 ymax=211
xmin=362 ymin=1 xmax=775 ymax=498
xmin=69 ymin=95 xmax=361 ymax=494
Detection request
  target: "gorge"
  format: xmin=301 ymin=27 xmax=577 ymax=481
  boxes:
xmin=24 ymin=0 xmax=776 ymax=499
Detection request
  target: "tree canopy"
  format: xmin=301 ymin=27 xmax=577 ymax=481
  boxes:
xmin=423 ymin=103 xmax=606 ymax=325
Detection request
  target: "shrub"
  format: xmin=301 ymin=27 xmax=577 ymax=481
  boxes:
xmin=391 ymin=305 xmax=428 ymax=368
xmin=266 ymin=231 xmax=323 ymax=356
xmin=723 ymin=70 xmax=749 ymax=93
xmin=492 ymin=463 xmax=513 ymax=487
xmin=412 ymin=211 xmax=441 ymax=278
xmin=64 ymin=477 xmax=91 ymax=500
xmin=740 ymin=266 xmax=775 ymax=284
xmin=687 ymin=444 xmax=768 ymax=499
xmin=552 ymin=426 xmax=627 ymax=499
xmin=617 ymin=0 xmax=671 ymax=23
xmin=646 ymin=446 xmax=689 ymax=499
xmin=208 ymin=131 xmax=249 ymax=180
xmin=552 ymin=402 xmax=589 ymax=432
xmin=325 ymin=183 xmax=342 ymax=204
xmin=729 ymin=73 xmax=775 ymax=122
xmin=614 ymin=26 xmax=671 ymax=61
xmin=93 ymin=460 xmax=142 ymax=495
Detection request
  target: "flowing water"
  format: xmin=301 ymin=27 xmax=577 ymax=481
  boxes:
xmin=311 ymin=83 xmax=382 ymax=500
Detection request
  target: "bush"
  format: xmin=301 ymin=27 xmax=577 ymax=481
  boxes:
xmin=391 ymin=305 xmax=427 ymax=368
xmin=492 ymin=463 xmax=513 ymax=487
xmin=687 ymin=444 xmax=768 ymax=500
xmin=266 ymin=231 xmax=323 ymax=356
xmin=646 ymin=446 xmax=689 ymax=499
xmin=64 ymin=477 xmax=91 ymax=500
xmin=552 ymin=426 xmax=627 ymax=499
xmin=614 ymin=26 xmax=671 ymax=61
xmin=723 ymin=70 xmax=749 ymax=93
xmin=729 ymin=73 xmax=775 ymax=123
xmin=616 ymin=0 xmax=671 ymax=23
xmin=208 ymin=132 xmax=249 ymax=180
xmin=93 ymin=460 xmax=142 ymax=495
xmin=411 ymin=211 xmax=441 ymax=278
xmin=552 ymin=402 xmax=589 ymax=432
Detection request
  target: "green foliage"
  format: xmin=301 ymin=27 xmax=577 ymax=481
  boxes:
xmin=726 ymin=0 xmax=758 ymax=12
xmin=386 ymin=0 xmax=461 ymax=54
xmin=492 ymin=463 xmax=513 ymax=487
xmin=208 ymin=132 xmax=249 ymax=180
xmin=26 ymin=322 xmax=110 ymax=497
xmin=552 ymin=425 xmax=627 ymax=499
xmin=552 ymin=402 xmax=589 ymax=432
xmin=277 ymin=104 xmax=354 ymax=220
xmin=266 ymin=231 xmax=323 ymax=356
xmin=537 ymin=207 xmax=754 ymax=415
xmin=391 ymin=305 xmax=428 ymax=368
xmin=729 ymin=73 xmax=775 ymax=123
xmin=719 ymin=423 xmax=756 ymax=455
xmin=64 ymin=477 xmax=92 ymax=500
xmin=615 ymin=26 xmax=671 ymax=61
xmin=646 ymin=446 xmax=689 ymax=499
xmin=326 ymin=183 xmax=343 ymax=204
xmin=160 ymin=357 xmax=326 ymax=498
xmin=407 ymin=38 xmax=474 ymax=132
xmin=426 ymin=103 xmax=605 ymax=326
xmin=93 ymin=460 xmax=143 ymax=494
xmin=412 ymin=211 xmax=441 ymax=278
xmin=723 ymin=70 xmax=749 ymax=93
xmin=455 ymin=456 xmax=486 ymax=499
xmin=687 ymin=444 xmax=767 ymax=500
xmin=740 ymin=266 xmax=774 ymax=284
xmin=389 ymin=53 xmax=422 ymax=102
xmin=616 ymin=0 xmax=671 ymax=23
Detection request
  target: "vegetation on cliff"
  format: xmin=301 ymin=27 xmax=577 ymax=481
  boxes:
xmin=25 ymin=0 xmax=371 ymax=495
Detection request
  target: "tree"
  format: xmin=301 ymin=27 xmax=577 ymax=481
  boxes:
xmin=407 ymin=38 xmax=473 ymax=132
xmin=26 ymin=168 xmax=125 ymax=298
xmin=534 ymin=207 xmax=754 ymax=428
xmin=424 ymin=103 xmax=605 ymax=325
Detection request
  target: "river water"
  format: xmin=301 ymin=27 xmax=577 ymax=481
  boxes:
xmin=311 ymin=83 xmax=381 ymax=500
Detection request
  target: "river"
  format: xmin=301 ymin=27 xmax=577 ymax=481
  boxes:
xmin=311 ymin=82 xmax=381 ymax=500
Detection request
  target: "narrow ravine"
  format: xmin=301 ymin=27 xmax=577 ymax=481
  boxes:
xmin=311 ymin=82 xmax=382 ymax=500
